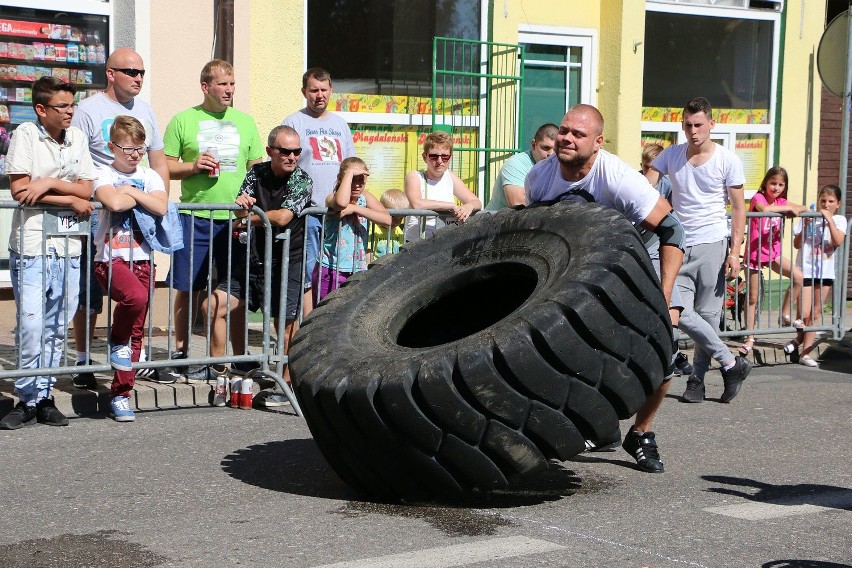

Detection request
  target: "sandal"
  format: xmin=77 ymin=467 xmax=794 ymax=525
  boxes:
xmin=799 ymin=355 xmax=818 ymax=367
xmin=739 ymin=337 xmax=755 ymax=355
xmin=783 ymin=338 xmax=800 ymax=355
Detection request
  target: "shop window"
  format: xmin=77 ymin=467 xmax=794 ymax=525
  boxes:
xmin=643 ymin=11 xmax=773 ymax=111
xmin=307 ymin=0 xmax=479 ymax=98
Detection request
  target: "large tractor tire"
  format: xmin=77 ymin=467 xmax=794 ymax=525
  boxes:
xmin=289 ymin=201 xmax=671 ymax=501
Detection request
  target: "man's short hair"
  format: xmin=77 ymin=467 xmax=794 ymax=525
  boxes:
xmin=110 ymin=115 xmax=146 ymax=145
xmin=566 ymin=104 xmax=604 ymax=136
xmin=380 ymin=188 xmax=409 ymax=210
xmin=302 ymin=67 xmax=332 ymax=89
xmin=641 ymin=143 xmax=665 ymax=166
xmin=201 ymin=59 xmax=234 ymax=83
xmin=267 ymin=124 xmax=299 ymax=147
xmin=32 ymin=76 xmax=76 ymax=110
xmin=684 ymin=97 xmax=713 ymax=120
xmin=423 ymin=130 xmax=453 ymax=154
xmin=534 ymin=123 xmax=558 ymax=142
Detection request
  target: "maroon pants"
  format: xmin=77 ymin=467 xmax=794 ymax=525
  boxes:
xmin=94 ymin=259 xmax=153 ymax=398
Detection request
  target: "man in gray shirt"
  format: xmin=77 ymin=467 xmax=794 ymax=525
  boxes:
xmin=71 ymin=47 xmax=171 ymax=386
xmin=282 ymin=68 xmax=356 ymax=316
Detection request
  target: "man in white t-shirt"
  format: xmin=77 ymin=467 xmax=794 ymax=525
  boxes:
xmin=645 ymin=97 xmax=752 ymax=405
xmin=526 ymin=104 xmax=685 ymax=474
xmin=282 ymin=68 xmax=356 ymax=317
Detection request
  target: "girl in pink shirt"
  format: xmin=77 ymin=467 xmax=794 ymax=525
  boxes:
xmin=741 ymin=166 xmax=805 ymax=354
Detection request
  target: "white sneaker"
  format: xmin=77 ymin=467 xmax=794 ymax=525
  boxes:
xmin=799 ymin=355 xmax=818 ymax=367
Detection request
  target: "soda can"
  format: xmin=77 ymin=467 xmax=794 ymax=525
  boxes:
xmin=207 ymin=146 xmax=220 ymax=178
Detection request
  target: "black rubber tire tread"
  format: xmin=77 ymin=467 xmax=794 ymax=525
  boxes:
xmin=291 ymin=201 xmax=671 ymax=500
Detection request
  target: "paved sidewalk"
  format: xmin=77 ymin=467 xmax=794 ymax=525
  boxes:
xmin=0 ymin=324 xmax=284 ymax=418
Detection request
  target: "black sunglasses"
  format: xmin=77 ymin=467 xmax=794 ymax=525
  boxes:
xmin=270 ymin=146 xmax=302 ymax=156
xmin=111 ymin=67 xmax=146 ymax=78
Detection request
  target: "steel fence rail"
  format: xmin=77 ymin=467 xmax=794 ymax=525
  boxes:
xmin=0 ymin=201 xmax=300 ymax=416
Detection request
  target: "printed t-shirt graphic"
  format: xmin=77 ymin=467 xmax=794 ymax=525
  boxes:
xmin=197 ymin=120 xmax=241 ymax=173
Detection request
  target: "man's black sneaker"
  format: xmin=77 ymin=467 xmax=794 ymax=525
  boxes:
xmin=252 ymin=389 xmax=292 ymax=408
xmin=0 ymin=402 xmax=37 ymax=430
xmin=673 ymin=352 xmax=693 ymax=376
xmin=160 ymin=350 xmax=187 ymax=383
xmin=720 ymin=355 xmax=752 ymax=403
xmin=72 ymin=360 xmax=98 ymax=389
xmin=184 ymin=364 xmax=225 ymax=384
xmin=622 ymin=428 xmax=664 ymax=473
xmin=681 ymin=375 xmax=705 ymax=403
xmin=35 ymin=398 xmax=69 ymax=427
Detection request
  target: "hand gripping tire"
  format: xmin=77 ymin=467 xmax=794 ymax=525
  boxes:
xmin=289 ymin=201 xmax=672 ymax=501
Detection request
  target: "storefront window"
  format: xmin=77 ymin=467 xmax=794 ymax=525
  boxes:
xmin=643 ymin=11 xmax=772 ymax=111
xmin=308 ymin=0 xmax=480 ymax=98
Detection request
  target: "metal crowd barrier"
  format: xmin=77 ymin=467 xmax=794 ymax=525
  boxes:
xmin=298 ymin=206 xmax=847 ymax=346
xmin=2 ymin=202 xmax=847 ymax=415
xmin=0 ymin=201 xmax=300 ymax=416
xmin=719 ymin=210 xmax=846 ymax=343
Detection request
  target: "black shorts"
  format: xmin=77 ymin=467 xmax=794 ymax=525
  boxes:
xmin=803 ymin=278 xmax=833 ymax=287
xmin=217 ymin=260 xmax=303 ymax=321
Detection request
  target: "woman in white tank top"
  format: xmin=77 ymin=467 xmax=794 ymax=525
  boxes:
xmin=403 ymin=131 xmax=481 ymax=242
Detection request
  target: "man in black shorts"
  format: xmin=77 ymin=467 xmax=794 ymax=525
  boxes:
xmin=200 ymin=125 xmax=312 ymax=406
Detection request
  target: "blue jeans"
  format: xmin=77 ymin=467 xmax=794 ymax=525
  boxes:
xmin=10 ymin=250 xmax=81 ymax=404
xmin=304 ymin=214 xmax=322 ymax=288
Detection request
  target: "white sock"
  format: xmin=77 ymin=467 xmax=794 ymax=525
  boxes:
xmin=723 ymin=360 xmax=736 ymax=371
xmin=76 ymin=352 xmax=87 ymax=364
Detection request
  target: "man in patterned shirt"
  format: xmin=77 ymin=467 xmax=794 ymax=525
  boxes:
xmin=200 ymin=126 xmax=312 ymax=405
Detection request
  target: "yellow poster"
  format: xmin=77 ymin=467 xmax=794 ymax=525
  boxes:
xmin=735 ymin=136 xmax=768 ymax=191
xmin=351 ymin=124 xmax=479 ymax=199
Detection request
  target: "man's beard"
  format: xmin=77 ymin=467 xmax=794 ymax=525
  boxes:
xmin=556 ymin=149 xmax=590 ymax=168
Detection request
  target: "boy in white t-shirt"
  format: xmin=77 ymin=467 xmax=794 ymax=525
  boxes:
xmin=93 ymin=116 xmax=168 ymax=422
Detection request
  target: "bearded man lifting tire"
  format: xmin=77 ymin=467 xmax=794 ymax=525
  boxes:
xmin=288 ymin=198 xmax=674 ymax=501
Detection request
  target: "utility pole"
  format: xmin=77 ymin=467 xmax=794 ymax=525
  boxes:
xmin=213 ymin=0 xmax=234 ymax=63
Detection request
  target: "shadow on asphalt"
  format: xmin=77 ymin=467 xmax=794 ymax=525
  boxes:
xmin=815 ymin=345 xmax=852 ymax=375
xmin=703 ymin=474 xmax=852 ymax=512
xmin=221 ymin=438 xmax=611 ymax=508
xmin=761 ymin=562 xmax=852 ymax=568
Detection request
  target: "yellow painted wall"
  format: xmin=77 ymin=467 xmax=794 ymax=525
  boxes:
xmin=776 ymin=0 xmax=826 ymax=206
xmin=149 ymin=0 xmax=304 ymax=146
xmin=489 ymin=0 xmax=644 ymax=158
xmin=247 ymin=0 xmax=307 ymax=139
xmin=599 ymin=0 xmax=646 ymax=158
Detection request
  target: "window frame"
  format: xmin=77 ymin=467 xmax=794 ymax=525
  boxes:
xmin=641 ymin=2 xmax=781 ymax=191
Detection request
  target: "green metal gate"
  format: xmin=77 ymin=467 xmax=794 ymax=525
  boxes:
xmin=431 ymin=37 xmax=524 ymax=206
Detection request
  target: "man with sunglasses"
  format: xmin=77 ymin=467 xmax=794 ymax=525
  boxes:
xmin=163 ymin=59 xmax=264 ymax=383
xmin=282 ymin=67 xmax=356 ymax=316
xmin=200 ymin=125 xmax=312 ymax=408
xmin=71 ymin=47 xmax=172 ymax=387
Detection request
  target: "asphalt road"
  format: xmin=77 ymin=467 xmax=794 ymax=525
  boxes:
xmin=1 ymin=351 xmax=850 ymax=568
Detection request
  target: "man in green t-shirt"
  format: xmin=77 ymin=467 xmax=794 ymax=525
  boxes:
xmin=163 ymin=59 xmax=263 ymax=382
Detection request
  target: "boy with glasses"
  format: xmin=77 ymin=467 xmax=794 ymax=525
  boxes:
xmin=0 ymin=77 xmax=96 ymax=430
xmin=403 ymin=130 xmax=481 ymax=242
xmin=91 ymin=116 xmax=170 ymax=422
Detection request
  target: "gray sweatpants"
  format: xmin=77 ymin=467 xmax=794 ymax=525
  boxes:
xmin=676 ymin=239 xmax=734 ymax=379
